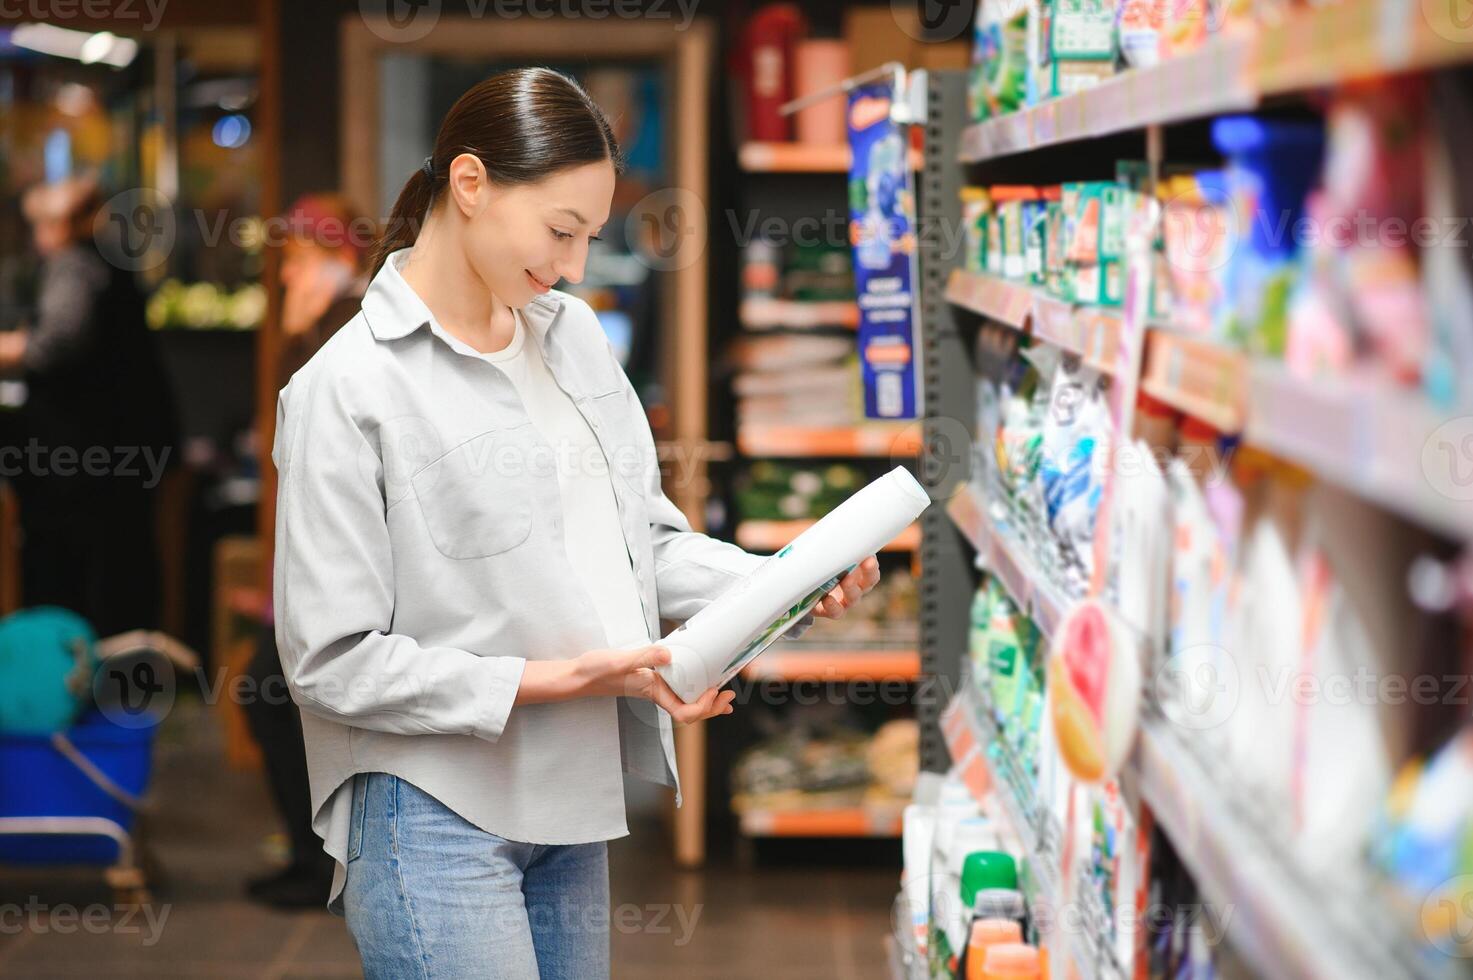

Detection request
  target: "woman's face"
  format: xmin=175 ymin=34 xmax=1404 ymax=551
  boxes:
xmin=458 ymin=158 xmax=615 ymax=308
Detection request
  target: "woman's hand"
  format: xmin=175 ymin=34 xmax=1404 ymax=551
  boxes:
xmin=812 ymin=555 xmax=881 ymax=620
xmin=516 ymin=645 xmax=735 ymax=725
xmin=580 ymin=645 xmax=735 ymax=725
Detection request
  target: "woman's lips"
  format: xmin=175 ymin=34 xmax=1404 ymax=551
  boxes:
xmin=526 ymin=270 xmax=553 ymax=293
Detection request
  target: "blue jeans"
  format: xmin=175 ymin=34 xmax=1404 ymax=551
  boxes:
xmin=343 ymin=772 xmax=610 ymax=979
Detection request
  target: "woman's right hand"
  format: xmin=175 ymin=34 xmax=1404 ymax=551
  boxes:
xmin=574 ymin=645 xmax=735 ymax=725
xmin=514 ymin=646 xmax=735 ymax=725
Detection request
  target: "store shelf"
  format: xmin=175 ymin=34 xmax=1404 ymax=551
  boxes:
xmin=739 ymin=647 xmax=920 ymax=682
xmin=945 ymin=482 xmax=1072 ymax=639
xmin=957 ymin=0 xmax=1473 ymax=165
xmin=738 ymin=804 xmax=904 ymax=838
xmin=1135 ymin=717 xmax=1431 ymax=980
xmin=941 ymin=680 xmax=1125 ymax=980
xmin=736 ymin=519 xmax=920 ymax=553
xmin=958 ymin=34 xmax=1255 ymax=162
xmin=1140 ymin=328 xmax=1249 ymax=433
xmin=946 ymin=270 xmax=1121 ymax=374
xmin=1246 ymin=361 xmax=1473 ymax=542
xmin=940 ymin=523 xmax=1436 ymax=980
xmin=1255 ymin=0 xmax=1473 ymax=96
xmin=739 ymin=141 xmax=923 ymax=173
xmin=739 ymin=298 xmax=860 ymax=331
xmin=737 ymin=424 xmax=922 ymax=459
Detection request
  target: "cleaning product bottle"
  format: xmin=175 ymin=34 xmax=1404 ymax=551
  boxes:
xmin=966 ymin=920 xmax=1023 ymax=980
xmin=955 ymin=851 xmax=1021 ymax=979
xmin=981 ymin=943 xmax=1043 ymax=979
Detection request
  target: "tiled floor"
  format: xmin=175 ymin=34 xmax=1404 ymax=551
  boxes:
xmin=0 ymin=699 xmax=899 ymax=979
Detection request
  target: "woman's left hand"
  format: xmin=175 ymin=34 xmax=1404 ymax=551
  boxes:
xmin=812 ymin=555 xmax=881 ymax=620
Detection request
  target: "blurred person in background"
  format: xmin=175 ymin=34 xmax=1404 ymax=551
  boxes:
xmin=243 ymin=193 xmax=369 ymax=909
xmin=0 ymin=176 xmax=178 ymax=635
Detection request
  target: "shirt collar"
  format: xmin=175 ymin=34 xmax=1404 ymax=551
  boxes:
xmin=361 ymin=246 xmax=564 ymax=344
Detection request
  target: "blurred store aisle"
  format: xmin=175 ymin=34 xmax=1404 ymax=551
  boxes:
xmin=0 ymin=698 xmax=894 ymax=980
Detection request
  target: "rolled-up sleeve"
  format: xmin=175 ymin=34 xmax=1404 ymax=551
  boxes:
xmin=272 ymin=367 xmax=525 ymax=740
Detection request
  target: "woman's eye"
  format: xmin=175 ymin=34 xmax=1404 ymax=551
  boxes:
xmin=550 ymin=228 xmax=574 ymax=241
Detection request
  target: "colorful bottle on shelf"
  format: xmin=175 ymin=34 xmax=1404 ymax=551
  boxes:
xmin=981 ymin=942 xmax=1042 ymax=979
xmin=965 ymin=920 xmax=1023 ymax=980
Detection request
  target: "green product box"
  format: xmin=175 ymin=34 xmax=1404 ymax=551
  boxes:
xmin=986 ymin=221 xmax=1005 ymax=277
xmin=1002 ymin=200 xmax=1027 ymax=281
xmin=1063 ymin=181 xmax=1127 ymax=307
xmin=1044 ymin=202 xmax=1069 ymax=300
xmin=1051 ymin=0 xmax=1118 ymax=60
xmin=1072 ymin=258 xmax=1123 ymax=307
xmin=1025 ymin=202 xmax=1049 ymax=287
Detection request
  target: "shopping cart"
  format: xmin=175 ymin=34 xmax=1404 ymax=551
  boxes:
xmin=0 ymin=629 xmax=198 ymax=904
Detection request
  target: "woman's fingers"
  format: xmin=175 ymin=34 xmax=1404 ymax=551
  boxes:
xmin=632 ymin=644 xmax=672 ymax=670
xmin=648 ymin=677 xmax=735 ymax=724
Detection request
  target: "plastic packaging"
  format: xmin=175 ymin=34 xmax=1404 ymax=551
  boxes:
xmin=980 ymin=942 xmax=1042 ymax=979
xmin=966 ymin=920 xmax=1023 ymax=980
xmin=658 ymin=467 xmax=930 ymax=701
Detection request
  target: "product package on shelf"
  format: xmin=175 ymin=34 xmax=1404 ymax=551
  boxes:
xmin=847 ymin=77 xmax=924 ymax=420
xmin=657 ymin=467 xmax=929 ymax=702
xmin=731 ymin=718 xmax=919 ymax=815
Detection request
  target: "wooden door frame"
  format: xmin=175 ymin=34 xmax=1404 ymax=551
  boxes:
xmin=333 ymin=14 xmax=716 ymax=867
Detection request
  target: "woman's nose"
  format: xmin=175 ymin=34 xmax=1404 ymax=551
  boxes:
xmin=553 ymin=256 xmax=585 ymax=285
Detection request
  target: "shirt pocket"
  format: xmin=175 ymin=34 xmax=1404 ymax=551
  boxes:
xmin=410 ymin=429 xmax=534 ymax=559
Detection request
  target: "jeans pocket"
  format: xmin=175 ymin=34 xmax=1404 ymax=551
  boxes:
xmin=347 ymin=773 xmax=369 ymax=863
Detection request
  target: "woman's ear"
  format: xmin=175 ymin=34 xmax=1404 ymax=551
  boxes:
xmin=446 ymin=152 xmax=490 ymax=218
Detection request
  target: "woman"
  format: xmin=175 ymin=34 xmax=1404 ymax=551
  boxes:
xmin=272 ymin=68 xmax=880 ymax=979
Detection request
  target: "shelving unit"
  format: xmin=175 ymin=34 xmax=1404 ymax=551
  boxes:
xmin=945 ymin=269 xmax=1121 ymax=374
xmin=735 ymin=518 xmax=921 ymax=553
xmin=738 ymin=140 xmax=923 ymax=173
xmin=739 ymin=297 xmax=859 ymax=331
xmin=957 ymin=0 xmax=1473 ymax=165
xmin=941 ymin=680 xmax=1127 ymax=980
xmin=720 ymin=114 xmax=937 ymax=850
xmin=736 ymin=423 xmax=923 ymax=459
xmin=738 ymin=803 xmax=906 ymax=838
xmin=908 ymin=9 xmax=1473 ymax=974
xmin=739 ymin=647 xmax=920 ymax=683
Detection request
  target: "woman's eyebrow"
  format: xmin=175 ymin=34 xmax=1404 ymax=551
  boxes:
xmin=554 ymin=206 xmax=588 ymax=224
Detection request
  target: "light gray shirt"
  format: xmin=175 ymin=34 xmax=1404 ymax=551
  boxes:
xmin=272 ymin=247 xmax=794 ymax=912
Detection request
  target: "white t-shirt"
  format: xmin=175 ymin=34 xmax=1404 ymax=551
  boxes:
xmin=478 ymin=311 xmax=649 ymax=650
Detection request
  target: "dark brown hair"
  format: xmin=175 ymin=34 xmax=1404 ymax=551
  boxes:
xmin=371 ymin=67 xmax=625 ymax=275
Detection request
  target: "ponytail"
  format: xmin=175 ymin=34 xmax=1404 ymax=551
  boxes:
xmin=370 ymin=67 xmax=625 ymax=277
xmin=371 ymin=166 xmax=438 ymax=276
